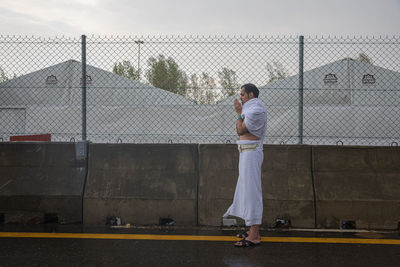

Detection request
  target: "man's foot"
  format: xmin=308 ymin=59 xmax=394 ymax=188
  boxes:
xmin=236 ymin=231 xmax=249 ymax=238
xmin=234 ymin=238 xmax=261 ymax=247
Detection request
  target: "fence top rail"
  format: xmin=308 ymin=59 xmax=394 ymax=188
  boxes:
xmin=1 ymin=35 xmax=399 ymax=46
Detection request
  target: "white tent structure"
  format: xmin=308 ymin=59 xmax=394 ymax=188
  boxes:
xmin=218 ymin=58 xmax=400 ymax=146
xmin=1 ymin=58 xmax=399 ymax=145
xmin=0 ymin=60 xmax=203 ymax=143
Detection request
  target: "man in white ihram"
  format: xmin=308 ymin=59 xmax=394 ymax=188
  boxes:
xmin=223 ymin=83 xmax=267 ymax=247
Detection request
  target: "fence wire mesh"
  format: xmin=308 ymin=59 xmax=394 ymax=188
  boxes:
xmin=0 ymin=35 xmax=399 ymax=146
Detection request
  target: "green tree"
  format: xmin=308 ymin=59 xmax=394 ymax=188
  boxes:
xmin=0 ymin=67 xmax=8 ymax=83
xmin=0 ymin=67 xmax=16 ymax=83
xmin=145 ymin=55 xmax=188 ymax=96
xmin=187 ymin=72 xmax=217 ymax=104
xmin=200 ymin=72 xmax=217 ymax=104
xmin=188 ymin=74 xmax=200 ymax=102
xmin=218 ymin=67 xmax=239 ymax=98
xmin=178 ymin=71 xmax=188 ymax=96
xmin=113 ymin=61 xmax=140 ymax=80
xmin=200 ymin=72 xmax=216 ymax=90
xmin=266 ymin=62 xmax=288 ymax=83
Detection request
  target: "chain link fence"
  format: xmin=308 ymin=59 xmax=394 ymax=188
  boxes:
xmin=1 ymin=35 xmax=399 ymax=146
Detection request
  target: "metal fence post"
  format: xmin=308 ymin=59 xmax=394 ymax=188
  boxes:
xmin=298 ymin=35 xmax=304 ymax=144
xmin=81 ymin=35 xmax=87 ymax=141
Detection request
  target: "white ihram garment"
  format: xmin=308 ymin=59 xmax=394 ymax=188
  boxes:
xmin=223 ymin=98 xmax=268 ymax=226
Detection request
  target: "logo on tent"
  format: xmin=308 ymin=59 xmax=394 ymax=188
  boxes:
xmin=323 ymin=73 xmax=338 ymax=84
xmin=80 ymin=75 xmax=92 ymax=85
xmin=362 ymin=74 xmax=375 ymax=84
xmin=46 ymin=75 xmax=58 ymax=85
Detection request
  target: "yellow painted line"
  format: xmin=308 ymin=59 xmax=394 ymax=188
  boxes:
xmin=260 ymin=237 xmax=400 ymax=245
xmin=0 ymin=232 xmax=399 ymax=245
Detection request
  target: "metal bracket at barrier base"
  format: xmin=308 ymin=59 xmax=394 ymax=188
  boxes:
xmin=75 ymin=141 xmax=87 ymax=161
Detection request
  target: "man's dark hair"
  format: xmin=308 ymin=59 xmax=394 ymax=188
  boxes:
xmin=241 ymin=83 xmax=259 ymax=98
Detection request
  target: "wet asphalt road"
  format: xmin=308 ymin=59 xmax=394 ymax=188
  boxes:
xmin=1 ymin=225 xmax=399 ymax=267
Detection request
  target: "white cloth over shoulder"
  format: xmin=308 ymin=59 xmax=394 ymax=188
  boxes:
xmin=223 ymin=98 xmax=268 ymax=226
xmin=241 ymin=98 xmax=268 ymax=139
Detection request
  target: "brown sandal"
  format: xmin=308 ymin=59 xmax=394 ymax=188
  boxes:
xmin=234 ymin=238 xmax=261 ymax=247
xmin=236 ymin=232 xmax=249 ymax=238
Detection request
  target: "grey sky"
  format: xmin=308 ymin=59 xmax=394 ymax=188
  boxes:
xmin=0 ymin=0 xmax=399 ymax=36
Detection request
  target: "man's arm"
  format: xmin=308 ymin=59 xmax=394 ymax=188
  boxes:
xmin=236 ymin=116 xmax=248 ymax=136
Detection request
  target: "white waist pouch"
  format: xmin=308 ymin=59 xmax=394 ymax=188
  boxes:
xmin=237 ymin=143 xmax=258 ymax=153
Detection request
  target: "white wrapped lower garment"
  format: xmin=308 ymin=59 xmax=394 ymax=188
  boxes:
xmin=223 ymin=139 xmax=264 ymax=226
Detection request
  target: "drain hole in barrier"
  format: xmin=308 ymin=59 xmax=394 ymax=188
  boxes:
xmin=106 ymin=216 xmax=121 ymax=226
xmin=341 ymin=220 xmax=356 ymax=229
xmin=44 ymin=213 xmax=59 ymax=224
xmin=275 ymin=219 xmax=292 ymax=229
xmin=0 ymin=214 xmax=4 ymax=224
xmin=159 ymin=217 xmax=175 ymax=226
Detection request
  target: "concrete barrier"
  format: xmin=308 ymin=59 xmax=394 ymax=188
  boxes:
xmin=262 ymin=145 xmax=315 ymax=228
xmin=313 ymin=146 xmax=400 ymax=229
xmin=0 ymin=142 xmax=87 ymax=224
xmin=198 ymin=144 xmax=239 ymax=226
xmin=198 ymin=144 xmax=315 ymax=228
xmin=83 ymin=144 xmax=198 ymax=225
xmin=2 ymin=142 xmax=399 ymax=229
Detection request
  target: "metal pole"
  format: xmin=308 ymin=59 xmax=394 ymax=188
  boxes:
xmin=135 ymin=40 xmax=144 ymax=80
xmin=298 ymin=35 xmax=304 ymax=144
xmin=81 ymin=35 xmax=87 ymax=141
xmin=137 ymin=42 xmax=141 ymax=80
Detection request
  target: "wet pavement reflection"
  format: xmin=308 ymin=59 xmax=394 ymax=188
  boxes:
xmin=0 ymin=225 xmax=399 ymax=266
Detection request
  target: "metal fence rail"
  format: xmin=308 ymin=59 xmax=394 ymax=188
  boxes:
xmin=0 ymin=35 xmax=399 ymax=146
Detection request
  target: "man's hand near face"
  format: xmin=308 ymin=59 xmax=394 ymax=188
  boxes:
xmin=235 ymin=98 xmax=248 ymax=136
xmin=234 ymin=98 xmax=242 ymax=115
